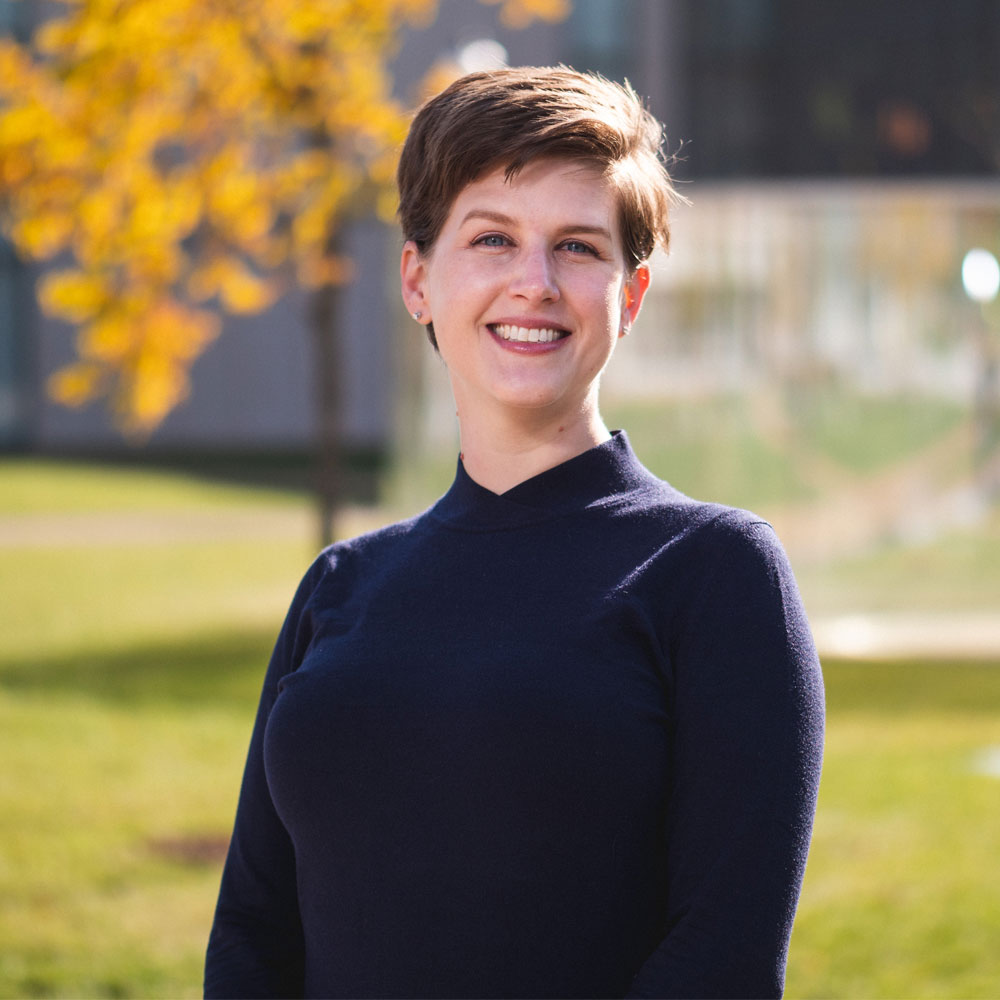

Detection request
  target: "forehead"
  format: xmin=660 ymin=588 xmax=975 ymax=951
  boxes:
xmin=447 ymin=158 xmax=621 ymax=227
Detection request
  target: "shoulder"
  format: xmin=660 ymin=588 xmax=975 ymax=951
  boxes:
xmin=317 ymin=510 xmax=424 ymax=568
xmin=661 ymin=500 xmax=810 ymax=654
xmin=267 ymin=510 xmax=435 ymax=677
xmin=616 ymin=469 xmax=804 ymax=638
xmin=688 ymin=504 xmax=784 ymax=568
xmin=301 ymin=508 xmax=431 ymax=596
xmin=656 ymin=500 xmax=818 ymax=691
xmin=272 ymin=508 xmax=427 ymax=620
xmin=621 ymin=468 xmax=783 ymax=566
xmin=666 ymin=500 xmax=791 ymax=602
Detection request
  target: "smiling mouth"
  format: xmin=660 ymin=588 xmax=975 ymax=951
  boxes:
xmin=489 ymin=324 xmax=570 ymax=344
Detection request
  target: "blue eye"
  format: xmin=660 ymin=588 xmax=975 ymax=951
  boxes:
xmin=475 ymin=234 xmax=509 ymax=247
xmin=561 ymin=240 xmax=597 ymax=255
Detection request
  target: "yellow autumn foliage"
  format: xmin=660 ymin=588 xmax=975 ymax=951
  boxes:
xmin=78 ymin=313 xmax=137 ymax=364
xmin=47 ymin=362 xmax=106 ymax=408
xmin=0 ymin=0 xmax=569 ymax=436
xmin=485 ymin=0 xmax=571 ymax=29
xmin=188 ymin=257 xmax=279 ymax=314
xmin=39 ymin=270 xmax=112 ymax=324
xmin=119 ymin=353 xmax=190 ymax=432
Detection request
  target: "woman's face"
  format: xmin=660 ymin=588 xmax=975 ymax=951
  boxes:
xmin=401 ymin=158 xmax=649 ymax=429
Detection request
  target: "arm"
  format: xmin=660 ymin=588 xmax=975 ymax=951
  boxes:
xmin=204 ymin=559 xmax=325 ymax=999
xmin=627 ymin=517 xmax=824 ymax=999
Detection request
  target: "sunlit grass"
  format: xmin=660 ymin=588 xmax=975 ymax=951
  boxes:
xmin=1 ymin=462 xmax=316 ymax=998
xmin=603 ymin=394 xmax=816 ymax=509
xmin=791 ymin=387 xmax=966 ymax=473
xmin=788 ymin=661 xmax=1000 ymax=998
xmin=0 ymin=457 xmax=310 ymax=515
xmin=379 ymin=387 xmax=971 ymax=515
xmin=0 ymin=690 xmax=253 ymax=998
xmin=0 ymin=538 xmax=314 ymax=662
xmin=796 ymin=507 xmax=1000 ymax=614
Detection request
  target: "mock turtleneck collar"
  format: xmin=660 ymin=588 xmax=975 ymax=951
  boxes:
xmin=430 ymin=430 xmax=658 ymax=531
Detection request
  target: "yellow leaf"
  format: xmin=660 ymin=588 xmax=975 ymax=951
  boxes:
xmin=482 ymin=0 xmax=570 ymax=28
xmin=186 ymin=257 xmax=278 ymax=313
xmin=126 ymin=244 xmax=184 ymax=285
xmin=78 ymin=190 xmax=123 ymax=243
xmin=218 ymin=265 xmax=278 ymax=314
xmin=0 ymin=40 xmax=31 ymax=88
xmin=296 ymin=254 xmax=355 ymax=289
xmin=47 ymin=362 xmax=105 ymax=407
xmin=38 ymin=270 xmax=111 ymax=323
xmin=417 ymin=59 xmax=464 ymax=102
xmin=119 ymin=353 xmax=188 ymax=435
xmin=79 ymin=313 xmax=133 ymax=363
xmin=11 ymin=213 xmax=74 ymax=258
xmin=144 ymin=300 xmax=221 ymax=361
xmin=375 ymin=186 xmax=399 ymax=224
xmin=396 ymin=0 xmax=439 ymax=29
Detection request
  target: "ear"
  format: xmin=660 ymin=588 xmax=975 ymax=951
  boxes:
xmin=401 ymin=241 xmax=431 ymax=324
xmin=620 ymin=264 xmax=650 ymax=336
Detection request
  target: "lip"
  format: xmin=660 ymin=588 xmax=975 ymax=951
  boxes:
xmin=486 ymin=319 xmax=571 ymax=353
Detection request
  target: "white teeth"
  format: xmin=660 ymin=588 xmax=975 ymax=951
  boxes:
xmin=493 ymin=324 xmax=565 ymax=343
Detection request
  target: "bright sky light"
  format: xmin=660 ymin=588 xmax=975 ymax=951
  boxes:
xmin=962 ymin=248 xmax=1000 ymax=304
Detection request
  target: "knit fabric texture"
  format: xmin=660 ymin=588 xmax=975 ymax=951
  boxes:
xmin=205 ymin=431 xmax=824 ymax=999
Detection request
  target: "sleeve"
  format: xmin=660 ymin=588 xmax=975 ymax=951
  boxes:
xmin=204 ymin=557 xmax=327 ymax=999
xmin=626 ymin=517 xmax=825 ymax=999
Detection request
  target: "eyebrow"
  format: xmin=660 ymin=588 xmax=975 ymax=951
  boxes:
xmin=459 ymin=209 xmax=613 ymax=241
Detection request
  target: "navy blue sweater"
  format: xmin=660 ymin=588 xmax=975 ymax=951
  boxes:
xmin=205 ymin=432 xmax=824 ymax=999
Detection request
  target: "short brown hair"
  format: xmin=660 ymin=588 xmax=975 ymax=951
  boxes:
xmin=397 ymin=67 xmax=680 ymax=337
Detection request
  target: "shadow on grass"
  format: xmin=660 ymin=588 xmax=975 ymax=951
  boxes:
xmin=0 ymin=628 xmax=275 ymax=708
xmin=823 ymin=658 xmax=1000 ymax=715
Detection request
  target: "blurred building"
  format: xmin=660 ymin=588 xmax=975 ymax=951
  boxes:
xmin=1 ymin=0 xmax=998 ymax=469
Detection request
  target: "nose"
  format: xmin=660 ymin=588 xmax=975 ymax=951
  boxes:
xmin=508 ymin=245 xmax=560 ymax=303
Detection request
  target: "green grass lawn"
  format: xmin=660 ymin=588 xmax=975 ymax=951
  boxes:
xmin=392 ymin=386 xmax=971 ymax=516
xmin=0 ymin=457 xmax=309 ymax=515
xmin=787 ymin=385 xmax=966 ymax=474
xmin=2 ymin=454 xmax=1000 ymax=997
xmin=788 ymin=661 xmax=1000 ymax=999
xmin=795 ymin=505 xmax=1000 ymax=614
xmin=603 ymin=395 xmax=816 ymax=510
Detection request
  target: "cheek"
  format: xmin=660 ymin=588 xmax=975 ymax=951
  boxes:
xmin=598 ymin=286 xmax=625 ymax=330
xmin=595 ymin=274 xmax=624 ymax=310
xmin=430 ymin=261 xmax=490 ymax=310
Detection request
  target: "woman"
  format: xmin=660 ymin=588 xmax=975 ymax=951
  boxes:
xmin=205 ymin=67 xmax=824 ymax=999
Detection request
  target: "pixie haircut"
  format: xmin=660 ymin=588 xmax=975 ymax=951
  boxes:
xmin=397 ymin=66 xmax=680 ymax=345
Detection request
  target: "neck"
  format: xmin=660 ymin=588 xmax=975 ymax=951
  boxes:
xmin=456 ymin=402 xmax=611 ymax=495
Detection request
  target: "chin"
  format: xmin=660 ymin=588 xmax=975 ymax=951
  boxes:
xmin=493 ymin=387 xmax=570 ymax=411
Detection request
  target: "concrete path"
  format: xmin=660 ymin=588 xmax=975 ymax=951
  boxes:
xmin=0 ymin=504 xmax=386 ymax=548
xmin=811 ymin=612 xmax=1000 ymax=660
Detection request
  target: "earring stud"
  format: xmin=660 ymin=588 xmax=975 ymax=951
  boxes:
xmin=413 ymin=311 xmax=423 ymax=321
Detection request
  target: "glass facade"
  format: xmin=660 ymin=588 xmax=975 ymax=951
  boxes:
xmin=568 ymin=0 xmax=1000 ymax=179
xmin=686 ymin=0 xmax=1000 ymax=178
